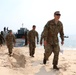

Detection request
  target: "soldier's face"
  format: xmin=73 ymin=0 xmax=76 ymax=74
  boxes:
xmin=33 ymin=27 xmax=36 ymax=30
xmin=10 ymin=32 xmax=12 ymax=34
xmin=54 ymin=14 xmax=60 ymax=20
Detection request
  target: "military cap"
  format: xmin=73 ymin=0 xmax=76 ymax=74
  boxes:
xmin=9 ymin=30 xmax=12 ymax=33
xmin=33 ymin=25 xmax=36 ymax=28
xmin=54 ymin=11 xmax=61 ymax=15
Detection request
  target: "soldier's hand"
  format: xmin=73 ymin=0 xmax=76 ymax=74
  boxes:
xmin=61 ymin=41 xmax=64 ymax=45
xmin=0 ymin=44 xmax=2 ymax=47
xmin=44 ymin=40 xmax=47 ymax=46
xmin=28 ymin=41 xmax=30 ymax=44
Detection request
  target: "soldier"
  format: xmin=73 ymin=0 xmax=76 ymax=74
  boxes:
xmin=5 ymin=30 xmax=16 ymax=57
xmin=0 ymin=34 xmax=5 ymax=47
xmin=43 ymin=11 xmax=64 ymax=70
xmin=27 ymin=25 xmax=39 ymax=57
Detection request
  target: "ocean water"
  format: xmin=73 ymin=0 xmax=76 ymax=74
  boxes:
xmin=60 ymin=35 xmax=76 ymax=50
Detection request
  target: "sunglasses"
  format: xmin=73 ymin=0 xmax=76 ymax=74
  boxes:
xmin=55 ymin=14 xmax=61 ymax=16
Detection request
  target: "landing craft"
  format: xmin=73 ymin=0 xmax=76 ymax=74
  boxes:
xmin=1 ymin=27 xmax=29 ymax=47
xmin=15 ymin=27 xmax=29 ymax=47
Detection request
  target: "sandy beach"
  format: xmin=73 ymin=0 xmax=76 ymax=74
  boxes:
xmin=0 ymin=45 xmax=76 ymax=75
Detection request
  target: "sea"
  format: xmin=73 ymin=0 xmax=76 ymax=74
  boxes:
xmin=60 ymin=35 xmax=76 ymax=50
xmin=15 ymin=35 xmax=76 ymax=50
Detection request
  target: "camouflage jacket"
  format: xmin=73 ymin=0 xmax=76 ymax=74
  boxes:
xmin=43 ymin=19 xmax=64 ymax=45
xmin=27 ymin=30 xmax=39 ymax=43
xmin=5 ymin=34 xmax=16 ymax=45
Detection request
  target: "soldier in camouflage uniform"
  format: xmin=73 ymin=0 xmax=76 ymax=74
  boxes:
xmin=28 ymin=25 xmax=39 ymax=57
xmin=43 ymin=11 xmax=64 ymax=70
xmin=0 ymin=34 xmax=5 ymax=47
xmin=5 ymin=30 xmax=16 ymax=57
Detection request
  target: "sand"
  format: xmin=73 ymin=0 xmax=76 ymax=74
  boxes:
xmin=0 ymin=45 xmax=76 ymax=75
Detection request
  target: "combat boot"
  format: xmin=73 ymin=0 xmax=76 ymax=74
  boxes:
xmin=9 ymin=53 xmax=12 ymax=57
xmin=31 ymin=55 xmax=34 ymax=57
xmin=53 ymin=65 xmax=59 ymax=70
xmin=43 ymin=58 xmax=46 ymax=64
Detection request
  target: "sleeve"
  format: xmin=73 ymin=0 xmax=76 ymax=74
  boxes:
xmin=43 ymin=22 xmax=49 ymax=41
xmin=36 ymin=31 xmax=39 ymax=43
xmin=27 ymin=31 xmax=30 ymax=42
xmin=59 ymin=23 xmax=64 ymax=41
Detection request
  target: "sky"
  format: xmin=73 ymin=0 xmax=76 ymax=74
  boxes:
xmin=0 ymin=0 xmax=76 ymax=35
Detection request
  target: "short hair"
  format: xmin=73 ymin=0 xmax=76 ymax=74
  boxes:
xmin=33 ymin=25 xmax=36 ymax=28
xmin=9 ymin=30 xmax=12 ymax=33
xmin=54 ymin=11 xmax=61 ymax=16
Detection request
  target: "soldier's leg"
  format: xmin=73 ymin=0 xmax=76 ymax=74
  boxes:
xmin=29 ymin=43 xmax=34 ymax=57
xmin=31 ymin=47 xmax=35 ymax=57
xmin=43 ymin=44 xmax=53 ymax=64
xmin=31 ymin=44 xmax=34 ymax=57
xmin=0 ymin=41 xmax=2 ymax=47
xmin=32 ymin=43 xmax=36 ymax=57
xmin=29 ymin=44 xmax=32 ymax=56
xmin=8 ymin=47 xmax=12 ymax=56
xmin=53 ymin=45 xmax=60 ymax=70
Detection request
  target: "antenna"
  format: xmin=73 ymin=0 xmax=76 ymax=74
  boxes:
xmin=22 ymin=23 xmax=24 ymax=28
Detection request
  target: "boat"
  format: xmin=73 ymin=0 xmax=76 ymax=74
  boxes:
xmin=64 ymin=36 xmax=69 ymax=38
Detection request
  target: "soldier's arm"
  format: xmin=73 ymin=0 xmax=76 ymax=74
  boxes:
xmin=43 ymin=21 xmax=50 ymax=46
xmin=36 ymin=31 xmax=39 ymax=44
xmin=59 ymin=23 xmax=64 ymax=44
xmin=27 ymin=32 xmax=30 ymax=41
xmin=27 ymin=31 xmax=30 ymax=43
xmin=43 ymin=22 xmax=49 ymax=42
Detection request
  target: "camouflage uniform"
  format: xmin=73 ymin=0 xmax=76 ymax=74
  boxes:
xmin=0 ymin=34 xmax=5 ymax=46
xmin=5 ymin=33 xmax=16 ymax=55
xmin=43 ymin=19 xmax=64 ymax=66
xmin=28 ymin=30 xmax=39 ymax=57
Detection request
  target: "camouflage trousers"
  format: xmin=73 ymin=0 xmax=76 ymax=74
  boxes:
xmin=7 ymin=44 xmax=13 ymax=54
xmin=44 ymin=44 xmax=60 ymax=65
xmin=29 ymin=42 xmax=36 ymax=56
xmin=0 ymin=39 xmax=3 ymax=45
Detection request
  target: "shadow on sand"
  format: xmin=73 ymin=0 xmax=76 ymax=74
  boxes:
xmin=12 ymin=53 xmax=26 ymax=68
xmin=35 ymin=66 xmax=61 ymax=75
